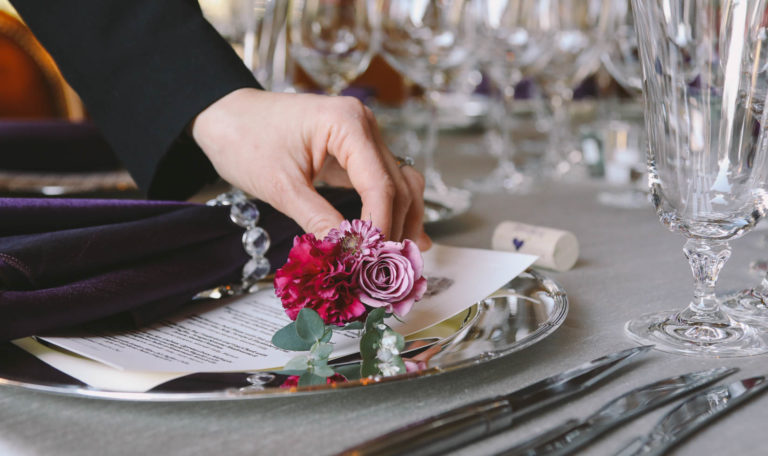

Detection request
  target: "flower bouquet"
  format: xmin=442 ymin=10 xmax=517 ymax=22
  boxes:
xmin=271 ymin=220 xmax=428 ymax=387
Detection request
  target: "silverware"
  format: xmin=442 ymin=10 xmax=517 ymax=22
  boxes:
xmin=615 ymin=376 xmax=768 ymax=456
xmin=496 ymin=366 xmax=737 ymax=456
xmin=336 ymin=345 xmax=652 ymax=456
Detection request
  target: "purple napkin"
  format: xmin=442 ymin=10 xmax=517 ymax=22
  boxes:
xmin=0 ymin=188 xmax=361 ymax=341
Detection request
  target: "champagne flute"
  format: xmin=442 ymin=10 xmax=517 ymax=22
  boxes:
xmin=626 ymin=0 xmax=768 ymax=356
xmin=464 ymin=0 xmax=554 ymax=193
xmin=377 ymin=0 xmax=476 ymax=197
xmin=289 ymin=0 xmax=375 ymax=96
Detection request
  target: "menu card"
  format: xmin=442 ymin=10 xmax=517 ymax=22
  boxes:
xmin=19 ymin=245 xmax=536 ymax=388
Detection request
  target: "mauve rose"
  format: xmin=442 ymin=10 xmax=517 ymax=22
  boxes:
xmin=357 ymin=239 xmax=427 ymax=317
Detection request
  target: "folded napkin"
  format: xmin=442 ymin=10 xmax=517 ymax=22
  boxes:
xmin=0 ymin=188 xmax=361 ymax=341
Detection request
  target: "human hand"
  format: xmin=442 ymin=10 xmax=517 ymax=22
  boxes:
xmin=190 ymin=88 xmax=431 ymax=250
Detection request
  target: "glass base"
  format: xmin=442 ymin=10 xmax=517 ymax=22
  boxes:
xmin=625 ymin=310 xmax=768 ymax=357
xmin=721 ymin=290 xmax=768 ymax=325
xmin=596 ymin=189 xmax=650 ymax=209
xmin=464 ymin=163 xmax=532 ymax=194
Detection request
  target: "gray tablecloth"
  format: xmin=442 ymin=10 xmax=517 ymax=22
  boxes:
xmin=2 ymin=131 xmax=768 ymax=456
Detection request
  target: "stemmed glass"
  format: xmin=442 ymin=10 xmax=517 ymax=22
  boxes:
xmin=626 ymin=0 xmax=768 ymax=356
xmin=288 ymin=0 xmax=375 ymax=96
xmin=464 ymin=0 xmax=554 ymax=193
xmin=533 ymin=0 xmax=613 ymax=178
xmin=377 ymin=0 xmax=476 ymax=198
xmin=596 ymin=0 xmax=649 ymax=209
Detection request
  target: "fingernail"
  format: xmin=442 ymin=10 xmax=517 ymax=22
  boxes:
xmin=417 ymin=232 xmax=433 ymax=251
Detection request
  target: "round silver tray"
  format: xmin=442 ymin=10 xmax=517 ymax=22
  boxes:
xmin=0 ymin=269 xmax=567 ymax=401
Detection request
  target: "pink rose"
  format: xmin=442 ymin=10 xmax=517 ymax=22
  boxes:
xmin=357 ymin=240 xmax=427 ymax=317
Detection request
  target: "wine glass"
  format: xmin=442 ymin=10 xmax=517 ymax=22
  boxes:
xmin=596 ymin=0 xmax=649 ymax=209
xmin=288 ymin=0 xmax=375 ymax=95
xmin=464 ymin=0 xmax=554 ymax=193
xmin=377 ymin=0 xmax=476 ymax=197
xmin=533 ymin=0 xmax=613 ymax=178
xmin=720 ymin=9 xmax=768 ymax=325
xmin=625 ymin=0 xmax=768 ymax=356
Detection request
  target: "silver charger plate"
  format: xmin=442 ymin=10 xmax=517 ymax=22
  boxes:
xmin=0 ymin=269 xmax=567 ymax=402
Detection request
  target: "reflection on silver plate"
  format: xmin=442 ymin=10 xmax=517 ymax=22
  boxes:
xmin=0 ymin=269 xmax=567 ymax=401
xmin=423 ymin=187 xmax=472 ymax=224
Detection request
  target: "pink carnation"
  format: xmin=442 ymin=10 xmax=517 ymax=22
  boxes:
xmin=274 ymin=233 xmax=366 ymax=325
xmin=357 ymin=240 xmax=427 ymax=317
xmin=325 ymin=219 xmax=383 ymax=261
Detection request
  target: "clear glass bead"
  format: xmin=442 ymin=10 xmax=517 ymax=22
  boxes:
xmin=230 ymin=200 xmax=260 ymax=227
xmin=209 ymin=191 xmax=244 ymax=207
xmin=242 ymin=256 xmax=270 ymax=282
xmin=243 ymin=227 xmax=270 ymax=256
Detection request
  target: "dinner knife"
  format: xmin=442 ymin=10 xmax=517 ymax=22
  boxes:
xmin=337 ymin=345 xmax=652 ymax=456
xmin=614 ymin=375 xmax=768 ymax=456
xmin=496 ymin=366 xmax=737 ymax=456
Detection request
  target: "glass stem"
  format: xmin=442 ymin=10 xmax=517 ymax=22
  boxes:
xmin=544 ymin=83 xmax=576 ymax=172
xmin=424 ymin=88 xmax=446 ymax=193
xmin=682 ymin=239 xmax=731 ymax=320
xmin=498 ymin=85 xmax=518 ymax=170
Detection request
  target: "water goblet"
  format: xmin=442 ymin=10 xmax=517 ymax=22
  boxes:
xmin=378 ymin=0 xmax=476 ymax=196
xmin=625 ymin=0 xmax=768 ymax=356
xmin=533 ymin=0 xmax=614 ymax=178
xmin=288 ymin=0 xmax=375 ymax=96
xmin=464 ymin=0 xmax=554 ymax=193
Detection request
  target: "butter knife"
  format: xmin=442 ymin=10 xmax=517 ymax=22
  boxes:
xmin=496 ymin=366 xmax=737 ymax=456
xmin=615 ymin=375 xmax=768 ymax=456
xmin=337 ymin=345 xmax=652 ymax=456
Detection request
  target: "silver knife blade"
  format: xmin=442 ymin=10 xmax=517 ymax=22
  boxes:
xmin=497 ymin=366 xmax=737 ymax=456
xmin=337 ymin=345 xmax=652 ymax=456
xmin=615 ymin=376 xmax=768 ymax=456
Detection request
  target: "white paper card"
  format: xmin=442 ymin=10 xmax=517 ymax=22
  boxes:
xmin=39 ymin=245 xmax=536 ymax=373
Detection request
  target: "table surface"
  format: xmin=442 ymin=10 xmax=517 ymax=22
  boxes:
xmin=2 ymin=122 xmax=768 ymax=456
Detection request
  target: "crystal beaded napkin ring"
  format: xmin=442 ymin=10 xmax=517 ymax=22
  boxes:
xmin=206 ymin=188 xmax=270 ymax=294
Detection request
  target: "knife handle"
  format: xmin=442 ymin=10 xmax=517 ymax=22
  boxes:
xmin=496 ymin=418 xmax=585 ymax=456
xmin=338 ymin=399 xmax=515 ymax=456
xmin=612 ymin=436 xmax=663 ymax=456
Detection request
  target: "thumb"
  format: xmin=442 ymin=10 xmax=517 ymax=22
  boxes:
xmin=270 ymin=182 xmax=345 ymax=238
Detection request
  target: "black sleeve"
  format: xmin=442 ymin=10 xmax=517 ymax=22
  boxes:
xmin=9 ymin=0 xmax=262 ymax=199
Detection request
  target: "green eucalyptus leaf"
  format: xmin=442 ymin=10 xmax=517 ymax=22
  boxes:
xmin=341 ymin=321 xmax=364 ymax=331
xmin=360 ymin=358 xmax=380 ymax=377
xmin=272 ymin=322 xmax=313 ymax=351
xmin=311 ymin=342 xmax=334 ymax=361
xmin=360 ymin=331 xmax=380 ymax=362
xmin=296 ymin=308 xmax=326 ymax=343
xmin=270 ymin=369 xmax=309 ymax=376
xmin=365 ymin=308 xmax=387 ymax=331
xmin=394 ymin=330 xmax=406 ymax=352
xmin=298 ymin=372 xmax=327 ymax=387
xmin=333 ymin=363 xmax=362 ymax=381
xmin=313 ymin=364 xmax=336 ymax=378
xmin=320 ymin=328 xmax=333 ymax=343
xmin=391 ymin=356 xmax=407 ymax=376
xmin=284 ymin=354 xmax=310 ymax=371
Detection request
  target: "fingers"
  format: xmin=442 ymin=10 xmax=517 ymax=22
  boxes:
xmin=326 ymin=96 xmax=430 ymax=247
xmin=325 ymin=98 xmax=396 ymax=238
xmin=400 ymin=165 xmax=432 ymax=250
xmin=362 ymin=108 xmax=412 ymax=242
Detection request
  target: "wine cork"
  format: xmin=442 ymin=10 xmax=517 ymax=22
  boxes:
xmin=492 ymin=221 xmax=579 ymax=272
